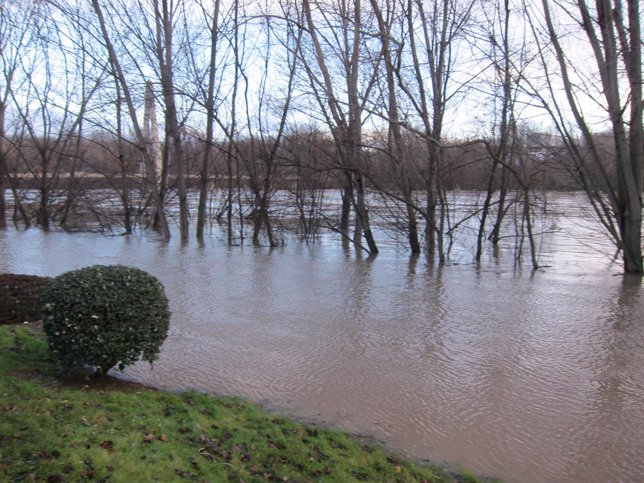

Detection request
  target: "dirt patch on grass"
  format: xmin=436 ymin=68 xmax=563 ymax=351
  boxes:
xmin=0 ymin=273 xmax=52 ymax=324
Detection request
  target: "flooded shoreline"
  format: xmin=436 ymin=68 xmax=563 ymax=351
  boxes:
xmin=1 ymin=200 xmax=642 ymax=482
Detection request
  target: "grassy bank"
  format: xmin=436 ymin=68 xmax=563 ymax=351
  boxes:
xmin=0 ymin=325 xmax=483 ymax=482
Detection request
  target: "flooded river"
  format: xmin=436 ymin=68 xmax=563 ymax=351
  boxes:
xmin=1 ymin=193 xmax=643 ymax=482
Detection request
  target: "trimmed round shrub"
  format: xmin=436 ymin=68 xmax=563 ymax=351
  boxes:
xmin=0 ymin=274 xmax=52 ymax=324
xmin=42 ymin=265 xmax=170 ymax=375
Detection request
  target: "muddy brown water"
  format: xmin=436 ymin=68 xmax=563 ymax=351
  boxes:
xmin=1 ymin=195 xmax=643 ymax=482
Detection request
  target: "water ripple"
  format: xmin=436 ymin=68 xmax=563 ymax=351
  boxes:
xmin=1 ymin=219 xmax=643 ymax=483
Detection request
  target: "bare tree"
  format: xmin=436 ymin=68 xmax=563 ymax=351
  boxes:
xmin=531 ymin=0 xmax=642 ymax=272
xmin=474 ymin=0 xmax=524 ymax=261
xmin=225 ymin=0 xmax=244 ymax=245
xmin=0 ymin=0 xmax=33 ymax=227
xmin=398 ymin=0 xmax=476 ymax=262
xmin=194 ymin=0 xmax=222 ymax=239
xmin=91 ymin=0 xmax=171 ymax=238
xmin=301 ymin=0 xmax=379 ymax=254
xmin=243 ymin=6 xmax=303 ymax=247
xmin=5 ymin=2 xmax=103 ymax=230
xmin=154 ymin=0 xmax=190 ymax=240
xmin=369 ymin=0 xmax=421 ymax=254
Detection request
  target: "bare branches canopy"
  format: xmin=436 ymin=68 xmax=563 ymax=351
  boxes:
xmin=0 ymin=0 xmax=641 ymax=272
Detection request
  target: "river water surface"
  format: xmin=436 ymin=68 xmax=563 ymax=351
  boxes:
xmin=1 ymin=194 xmax=643 ymax=482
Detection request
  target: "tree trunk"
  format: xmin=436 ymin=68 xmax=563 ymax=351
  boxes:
xmin=540 ymin=0 xmax=642 ymax=272
xmin=302 ymin=0 xmax=377 ymax=254
xmin=197 ymin=0 xmax=221 ymax=239
xmin=157 ymin=0 xmax=188 ymax=240
xmin=370 ymin=0 xmax=419 ymax=254
xmin=0 ymin=101 xmax=6 ymax=229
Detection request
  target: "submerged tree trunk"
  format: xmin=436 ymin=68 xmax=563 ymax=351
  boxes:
xmin=340 ymin=173 xmax=352 ymax=238
xmin=114 ymin=79 xmax=132 ymax=234
xmin=426 ymin=143 xmax=440 ymax=261
xmin=353 ymin=171 xmax=378 ymax=254
xmin=490 ymin=166 xmax=509 ymax=245
xmin=523 ymin=186 xmax=539 ymax=270
xmin=477 ymin=159 xmax=498 ymax=262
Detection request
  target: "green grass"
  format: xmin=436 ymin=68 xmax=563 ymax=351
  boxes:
xmin=0 ymin=325 xmax=484 ymax=482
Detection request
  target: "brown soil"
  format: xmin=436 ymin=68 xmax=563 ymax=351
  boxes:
xmin=0 ymin=273 xmax=52 ymax=324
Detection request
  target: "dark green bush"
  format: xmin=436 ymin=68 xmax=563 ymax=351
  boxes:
xmin=0 ymin=274 xmax=52 ymax=324
xmin=41 ymin=265 xmax=170 ymax=375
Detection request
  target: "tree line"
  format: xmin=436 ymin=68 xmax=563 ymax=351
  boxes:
xmin=0 ymin=0 xmax=641 ymax=272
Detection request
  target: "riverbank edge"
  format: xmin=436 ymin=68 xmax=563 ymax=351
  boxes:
xmin=0 ymin=324 xmax=492 ymax=482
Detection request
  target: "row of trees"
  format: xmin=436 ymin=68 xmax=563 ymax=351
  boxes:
xmin=0 ymin=0 xmax=641 ymax=271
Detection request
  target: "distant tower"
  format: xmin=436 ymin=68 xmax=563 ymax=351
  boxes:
xmin=143 ymin=80 xmax=162 ymax=186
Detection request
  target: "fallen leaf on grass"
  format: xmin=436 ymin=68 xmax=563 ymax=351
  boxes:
xmin=99 ymin=440 xmax=115 ymax=452
xmin=142 ymin=433 xmax=156 ymax=445
xmin=37 ymin=450 xmax=53 ymax=459
xmin=175 ymin=468 xmax=194 ymax=479
xmin=80 ymin=469 xmax=95 ymax=478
